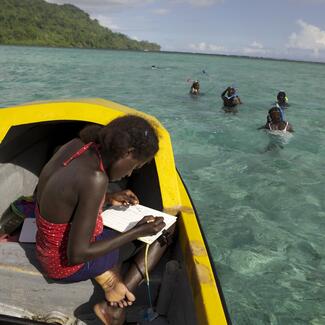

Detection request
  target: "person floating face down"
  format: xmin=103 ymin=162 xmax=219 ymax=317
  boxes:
xmin=190 ymin=80 xmax=200 ymax=95
xmin=260 ymin=106 xmax=294 ymax=132
xmin=276 ymin=91 xmax=289 ymax=109
xmin=35 ymin=115 xmax=176 ymax=325
xmin=221 ymin=87 xmax=242 ymax=107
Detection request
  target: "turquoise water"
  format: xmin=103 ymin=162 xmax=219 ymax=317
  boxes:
xmin=1 ymin=45 xmax=325 ymax=324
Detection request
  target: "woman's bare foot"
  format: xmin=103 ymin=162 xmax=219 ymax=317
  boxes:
xmin=105 ymin=281 xmax=135 ymax=308
xmin=95 ymin=269 xmax=135 ymax=308
xmin=94 ymin=301 xmax=125 ymax=325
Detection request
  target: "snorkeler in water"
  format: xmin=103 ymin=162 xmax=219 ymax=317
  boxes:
xmin=221 ymin=87 xmax=242 ymax=107
xmin=190 ymin=80 xmax=200 ymax=95
xmin=266 ymin=103 xmax=286 ymax=124
xmin=275 ymin=91 xmax=289 ymax=109
xmin=259 ymin=106 xmax=294 ymax=151
xmin=259 ymin=106 xmax=294 ymax=132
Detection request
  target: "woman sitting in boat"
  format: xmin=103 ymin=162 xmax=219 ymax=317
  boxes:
xmin=259 ymin=106 xmax=294 ymax=132
xmin=221 ymin=86 xmax=242 ymax=107
xmin=190 ymin=80 xmax=200 ymax=95
xmin=275 ymin=91 xmax=289 ymax=109
xmin=35 ymin=115 xmax=174 ymax=325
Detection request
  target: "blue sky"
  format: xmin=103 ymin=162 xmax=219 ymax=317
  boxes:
xmin=47 ymin=0 xmax=325 ymax=62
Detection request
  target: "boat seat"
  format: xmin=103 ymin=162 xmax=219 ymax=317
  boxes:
xmin=0 ymin=241 xmax=104 ymax=323
xmin=0 ymin=163 xmax=38 ymax=219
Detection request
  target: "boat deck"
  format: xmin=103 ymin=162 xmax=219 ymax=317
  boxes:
xmin=0 ymin=239 xmax=198 ymax=325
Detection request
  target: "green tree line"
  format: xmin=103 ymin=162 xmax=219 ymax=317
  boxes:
xmin=0 ymin=0 xmax=161 ymax=51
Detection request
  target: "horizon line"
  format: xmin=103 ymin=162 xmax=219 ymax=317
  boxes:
xmin=1 ymin=43 xmax=324 ymax=65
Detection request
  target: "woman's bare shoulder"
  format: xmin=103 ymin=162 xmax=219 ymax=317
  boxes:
xmin=54 ymin=138 xmax=82 ymax=157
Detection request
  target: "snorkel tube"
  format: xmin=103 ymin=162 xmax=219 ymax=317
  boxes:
xmin=276 ymin=103 xmax=286 ymax=121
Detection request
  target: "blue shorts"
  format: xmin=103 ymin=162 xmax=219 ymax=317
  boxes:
xmin=60 ymin=228 xmax=119 ymax=283
xmin=59 ymin=229 xmax=144 ymax=283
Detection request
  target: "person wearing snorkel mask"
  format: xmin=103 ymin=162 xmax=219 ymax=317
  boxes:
xmin=190 ymin=80 xmax=200 ymax=95
xmin=259 ymin=106 xmax=294 ymax=132
xmin=221 ymin=86 xmax=242 ymax=107
xmin=275 ymin=91 xmax=289 ymax=109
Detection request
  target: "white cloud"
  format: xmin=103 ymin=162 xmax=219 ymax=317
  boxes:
xmin=152 ymin=8 xmax=169 ymax=15
xmin=288 ymin=20 xmax=325 ymax=56
xmin=188 ymin=42 xmax=268 ymax=57
xmin=174 ymin=0 xmax=224 ymax=7
xmin=241 ymin=41 xmax=268 ymax=55
xmin=189 ymin=42 xmax=226 ymax=53
xmin=46 ymin=0 xmax=156 ymax=11
xmin=92 ymin=14 xmax=120 ymax=30
xmin=46 ymin=0 xmax=153 ymax=9
xmin=187 ymin=0 xmax=224 ymax=6
xmin=47 ymin=0 xmax=223 ymax=8
xmin=250 ymin=41 xmax=264 ymax=49
xmin=242 ymin=47 xmax=267 ymax=55
xmin=288 ymin=0 xmax=325 ymax=4
xmin=46 ymin=0 xmax=153 ymax=30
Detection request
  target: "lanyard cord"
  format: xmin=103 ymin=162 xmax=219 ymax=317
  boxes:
xmin=143 ymin=244 xmax=160 ymax=321
xmin=144 ymin=243 xmax=153 ymax=308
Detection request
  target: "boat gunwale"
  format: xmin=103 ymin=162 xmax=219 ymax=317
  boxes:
xmin=177 ymin=170 xmax=231 ymax=325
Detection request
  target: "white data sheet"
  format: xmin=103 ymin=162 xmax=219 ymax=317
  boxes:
xmin=102 ymin=204 xmax=177 ymax=244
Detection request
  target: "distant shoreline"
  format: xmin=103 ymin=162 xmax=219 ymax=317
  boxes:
xmin=0 ymin=44 xmax=323 ymax=65
xmin=159 ymin=49 xmax=325 ymax=65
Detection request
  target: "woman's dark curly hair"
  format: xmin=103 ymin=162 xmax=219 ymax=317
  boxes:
xmin=79 ymin=115 xmax=159 ymax=162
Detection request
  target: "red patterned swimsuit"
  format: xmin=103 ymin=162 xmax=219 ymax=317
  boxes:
xmin=36 ymin=142 xmax=107 ymax=279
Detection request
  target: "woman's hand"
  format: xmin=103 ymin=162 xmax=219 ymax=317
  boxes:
xmin=106 ymin=190 xmax=139 ymax=206
xmin=134 ymin=216 xmax=166 ymax=237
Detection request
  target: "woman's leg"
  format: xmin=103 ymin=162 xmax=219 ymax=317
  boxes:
xmin=94 ymin=225 xmax=176 ymax=325
xmin=124 ymin=235 xmax=170 ymax=292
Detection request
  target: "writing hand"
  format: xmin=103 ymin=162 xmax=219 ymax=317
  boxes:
xmin=106 ymin=189 xmax=139 ymax=206
xmin=135 ymin=216 xmax=166 ymax=237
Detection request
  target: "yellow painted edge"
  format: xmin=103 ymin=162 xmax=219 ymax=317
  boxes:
xmin=176 ymin=174 xmax=228 ymax=325
xmin=0 ymin=98 xmax=181 ymax=208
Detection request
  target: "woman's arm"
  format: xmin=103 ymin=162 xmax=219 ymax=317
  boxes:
xmin=221 ymin=88 xmax=228 ymax=99
xmin=67 ymin=173 xmax=164 ymax=265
